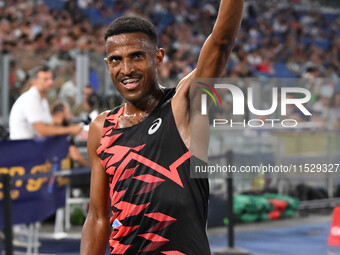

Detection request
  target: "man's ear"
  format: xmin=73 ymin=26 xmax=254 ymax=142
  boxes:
xmin=104 ymin=58 xmax=109 ymax=70
xmin=156 ymin=48 xmax=165 ymax=67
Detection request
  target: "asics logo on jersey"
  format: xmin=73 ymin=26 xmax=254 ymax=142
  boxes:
xmin=148 ymin=118 xmax=162 ymax=135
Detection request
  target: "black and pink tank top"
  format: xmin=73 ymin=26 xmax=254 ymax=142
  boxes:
xmin=97 ymin=88 xmax=210 ymax=255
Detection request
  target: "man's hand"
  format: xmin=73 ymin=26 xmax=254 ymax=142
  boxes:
xmin=172 ymin=0 xmax=244 ymax=160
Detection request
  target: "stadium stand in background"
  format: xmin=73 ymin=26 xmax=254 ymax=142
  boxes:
xmin=1 ymin=0 xmax=340 ymax=83
xmin=1 ymin=0 xmax=339 ymax=130
xmin=0 ymin=2 xmax=340 ymax=254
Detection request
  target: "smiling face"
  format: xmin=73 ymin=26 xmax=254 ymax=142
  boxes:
xmin=105 ymin=32 xmax=164 ymax=106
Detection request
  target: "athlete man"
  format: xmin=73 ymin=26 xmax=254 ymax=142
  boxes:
xmin=81 ymin=1 xmax=243 ymax=254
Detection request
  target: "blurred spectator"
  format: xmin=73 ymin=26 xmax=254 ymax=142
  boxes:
xmin=312 ymin=85 xmax=333 ymax=129
xmin=312 ymin=85 xmax=333 ymax=123
xmin=247 ymin=49 xmax=262 ymax=68
xmin=73 ymin=84 xmax=95 ymax=124
xmin=329 ymin=86 xmax=340 ymax=130
xmin=9 ymin=65 xmax=82 ymax=140
xmin=51 ymin=101 xmax=89 ymax=167
xmin=7 ymin=64 xmax=83 ymax=248
xmin=59 ymin=73 xmax=77 ymax=108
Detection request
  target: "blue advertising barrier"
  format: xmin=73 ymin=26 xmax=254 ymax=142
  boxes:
xmin=0 ymin=136 xmax=70 ymax=227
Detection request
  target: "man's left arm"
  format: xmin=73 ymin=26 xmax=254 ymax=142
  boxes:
xmin=195 ymin=0 xmax=243 ymax=78
xmin=172 ymin=0 xmax=244 ymax=160
xmin=178 ymin=0 xmax=244 ymax=91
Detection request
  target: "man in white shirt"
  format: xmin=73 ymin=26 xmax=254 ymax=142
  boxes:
xmin=8 ymin=65 xmax=84 ymax=248
xmin=9 ymin=65 xmax=82 ymax=140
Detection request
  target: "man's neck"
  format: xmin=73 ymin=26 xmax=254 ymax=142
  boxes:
xmin=33 ymin=85 xmax=46 ymax=99
xmin=117 ymin=86 xmax=164 ymax=128
xmin=124 ymin=86 xmax=164 ymax=116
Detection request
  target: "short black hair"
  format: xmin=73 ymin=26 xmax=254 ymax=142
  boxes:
xmin=30 ymin=65 xmax=51 ymax=79
xmin=51 ymin=102 xmax=65 ymax=115
xmin=104 ymin=16 xmax=157 ymax=45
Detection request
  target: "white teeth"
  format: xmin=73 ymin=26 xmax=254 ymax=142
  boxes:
xmin=122 ymin=78 xmax=140 ymax=84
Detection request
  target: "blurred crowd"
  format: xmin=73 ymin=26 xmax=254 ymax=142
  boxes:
xmin=0 ymin=0 xmax=339 ymax=129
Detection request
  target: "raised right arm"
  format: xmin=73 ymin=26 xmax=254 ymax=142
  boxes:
xmin=80 ymin=112 xmax=111 ymax=255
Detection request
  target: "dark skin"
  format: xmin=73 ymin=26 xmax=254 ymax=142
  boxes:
xmin=80 ymin=1 xmax=244 ymax=254
xmin=104 ymin=33 xmax=165 ymax=128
